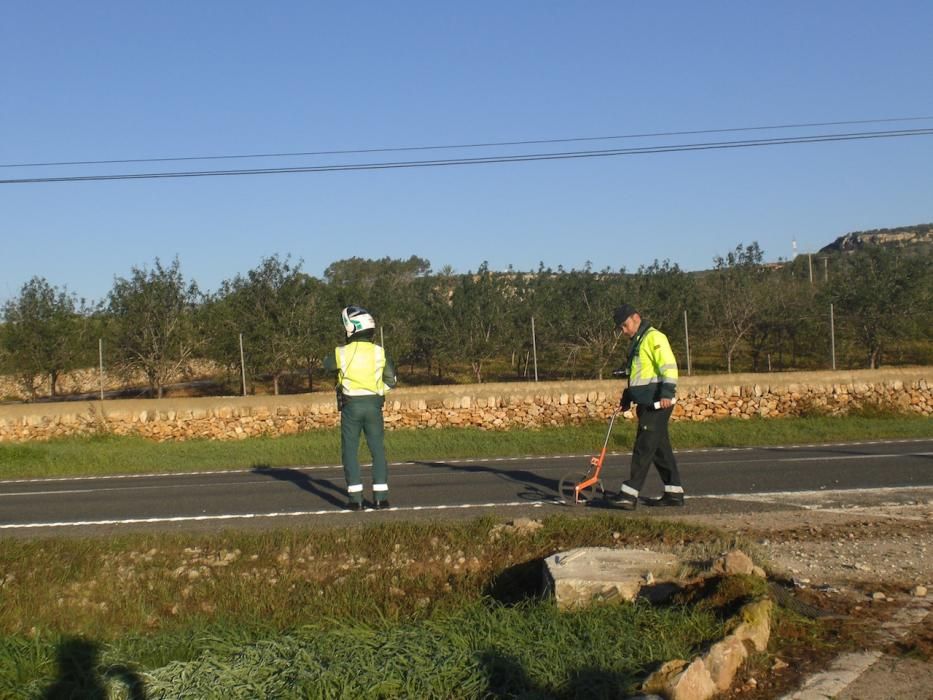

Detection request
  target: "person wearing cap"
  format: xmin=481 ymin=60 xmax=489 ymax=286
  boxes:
xmin=323 ymin=305 xmax=397 ymax=511
xmin=608 ymin=304 xmax=685 ymax=510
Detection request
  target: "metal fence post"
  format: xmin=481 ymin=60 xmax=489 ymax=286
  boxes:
xmin=98 ymin=338 xmax=104 ymax=400
xmin=239 ymin=333 xmax=247 ymax=396
xmin=683 ymin=310 xmax=691 ymax=376
xmin=830 ymin=303 xmax=836 ymax=370
xmin=531 ymin=316 xmax=538 ymax=382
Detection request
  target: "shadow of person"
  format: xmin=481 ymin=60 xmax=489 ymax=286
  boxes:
xmin=476 ymin=649 xmax=553 ymax=699
xmin=42 ymin=637 xmax=147 ymax=700
xmin=251 ymin=465 xmax=346 ymax=508
xmin=412 ymin=460 xmax=559 ymax=503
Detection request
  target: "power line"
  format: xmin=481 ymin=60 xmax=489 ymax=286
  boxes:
xmin=2 ymin=116 xmax=933 ymax=170
xmin=2 ymin=128 xmax=931 ymax=185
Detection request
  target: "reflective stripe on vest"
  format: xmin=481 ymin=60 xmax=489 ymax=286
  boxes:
xmin=338 ymin=342 xmax=388 ymax=396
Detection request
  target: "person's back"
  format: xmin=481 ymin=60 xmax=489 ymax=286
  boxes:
xmin=323 ymin=306 xmax=397 ymax=510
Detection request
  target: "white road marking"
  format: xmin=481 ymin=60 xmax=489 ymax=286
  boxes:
xmin=1 ymin=438 xmax=929 ymax=486
xmin=0 ymin=500 xmax=546 ymax=530
xmin=705 ymin=484 xmax=933 ymax=501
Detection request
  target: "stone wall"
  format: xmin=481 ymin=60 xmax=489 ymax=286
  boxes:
xmin=0 ymin=368 xmax=928 ymax=443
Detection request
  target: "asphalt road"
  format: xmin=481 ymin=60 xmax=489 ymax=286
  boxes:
xmin=1 ymin=438 xmax=931 ymax=537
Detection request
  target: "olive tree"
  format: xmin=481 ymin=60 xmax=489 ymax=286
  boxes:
xmin=703 ymin=242 xmax=768 ymax=373
xmin=207 ymin=255 xmax=327 ymax=395
xmin=106 ymin=258 xmax=202 ymax=398
xmin=1 ymin=277 xmax=90 ymax=398
xmin=824 ymin=247 xmax=932 ymax=368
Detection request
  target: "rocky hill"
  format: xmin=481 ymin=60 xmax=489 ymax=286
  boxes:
xmin=819 ymin=223 xmax=933 ymax=253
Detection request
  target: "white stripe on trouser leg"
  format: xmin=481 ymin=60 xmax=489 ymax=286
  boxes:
xmin=373 ymin=484 xmax=388 ymax=492
xmin=664 ymin=485 xmax=684 ymax=494
xmin=347 ymin=484 xmax=364 ymax=493
xmin=620 ymin=484 xmax=639 ymax=497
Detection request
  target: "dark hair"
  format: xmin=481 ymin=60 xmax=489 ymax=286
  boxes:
xmin=613 ymin=304 xmax=638 ymax=327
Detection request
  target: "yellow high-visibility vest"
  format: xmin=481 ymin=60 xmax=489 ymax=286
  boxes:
xmin=337 ymin=342 xmax=389 ymax=396
xmin=627 ymin=327 xmax=678 ymax=403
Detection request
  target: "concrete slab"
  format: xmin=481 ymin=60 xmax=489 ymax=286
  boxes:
xmin=543 ymin=547 xmax=681 ymax=609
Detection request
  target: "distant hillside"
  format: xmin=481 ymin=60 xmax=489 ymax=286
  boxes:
xmin=819 ymin=223 xmax=933 ymax=253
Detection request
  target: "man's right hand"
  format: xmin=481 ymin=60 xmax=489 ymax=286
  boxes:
xmin=619 ymin=389 xmax=631 ymax=411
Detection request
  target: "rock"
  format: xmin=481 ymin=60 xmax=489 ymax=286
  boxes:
xmin=643 ymin=658 xmax=717 ymax=700
xmin=910 ymin=585 xmax=927 ymax=597
xmin=732 ymin=598 xmax=772 ymax=652
xmin=702 ymin=635 xmax=747 ymax=691
xmin=711 ymin=550 xmax=756 ymax=576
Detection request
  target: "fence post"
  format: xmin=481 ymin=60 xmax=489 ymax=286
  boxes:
xmin=683 ymin=310 xmax=691 ymax=376
xmin=239 ymin=333 xmax=247 ymax=396
xmin=830 ymin=303 xmax=836 ymax=370
xmin=98 ymin=338 xmax=104 ymax=400
xmin=531 ymin=316 xmax=538 ymax=382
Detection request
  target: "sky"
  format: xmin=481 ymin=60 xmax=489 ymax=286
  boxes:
xmin=2 ymin=1 xmax=932 ymax=305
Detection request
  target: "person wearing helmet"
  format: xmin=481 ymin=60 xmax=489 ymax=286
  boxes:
xmin=608 ymin=303 xmax=685 ymax=510
xmin=323 ymin=305 xmax=397 ymax=510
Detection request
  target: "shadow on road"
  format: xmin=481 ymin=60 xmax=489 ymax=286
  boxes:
xmin=251 ymin=466 xmax=346 ymax=508
xmin=412 ymin=460 xmax=559 ymax=502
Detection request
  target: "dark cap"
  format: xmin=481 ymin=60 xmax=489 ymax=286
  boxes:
xmin=613 ymin=304 xmax=638 ymax=327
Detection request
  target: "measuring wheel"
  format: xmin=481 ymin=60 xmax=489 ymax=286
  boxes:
xmin=558 ymin=472 xmax=605 ymax=506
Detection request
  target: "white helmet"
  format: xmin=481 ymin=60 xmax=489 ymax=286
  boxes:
xmin=341 ymin=305 xmax=376 ymax=338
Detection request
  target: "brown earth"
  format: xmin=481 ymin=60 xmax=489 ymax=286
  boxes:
xmin=670 ymin=492 xmax=932 ymax=699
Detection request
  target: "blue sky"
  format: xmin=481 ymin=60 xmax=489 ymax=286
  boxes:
xmin=2 ymin=1 xmax=932 ymax=305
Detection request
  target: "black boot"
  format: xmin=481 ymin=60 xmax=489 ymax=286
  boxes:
xmin=642 ymin=493 xmax=684 ymax=507
xmin=607 ymin=493 xmax=638 ymax=510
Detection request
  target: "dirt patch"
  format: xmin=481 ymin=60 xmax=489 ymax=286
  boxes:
xmin=671 ymin=493 xmax=932 ymax=698
xmin=678 ymin=499 xmax=932 ymax=593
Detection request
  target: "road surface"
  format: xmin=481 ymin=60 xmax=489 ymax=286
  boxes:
xmin=1 ymin=437 xmax=930 ymax=537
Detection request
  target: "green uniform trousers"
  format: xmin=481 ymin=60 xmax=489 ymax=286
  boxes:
xmin=621 ymin=405 xmax=682 ymax=496
xmin=340 ymin=395 xmax=388 ymax=504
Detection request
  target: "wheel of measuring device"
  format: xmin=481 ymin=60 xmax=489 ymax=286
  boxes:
xmin=558 ymin=472 xmax=605 ymax=506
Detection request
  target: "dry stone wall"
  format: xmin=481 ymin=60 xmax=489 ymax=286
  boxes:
xmin=0 ymin=368 xmax=928 ymax=443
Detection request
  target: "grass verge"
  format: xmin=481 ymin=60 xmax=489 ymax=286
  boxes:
xmin=0 ymin=514 xmax=770 ymax=698
xmin=0 ymin=413 xmax=929 ymax=480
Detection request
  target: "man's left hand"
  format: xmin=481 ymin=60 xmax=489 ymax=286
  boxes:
xmin=658 ymin=398 xmax=673 ymax=409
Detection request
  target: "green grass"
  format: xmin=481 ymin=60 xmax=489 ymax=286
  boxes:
xmin=0 ymin=515 xmax=753 ymax=699
xmin=4 ymin=602 xmax=726 ymax=699
xmin=0 ymin=413 xmax=928 ymax=480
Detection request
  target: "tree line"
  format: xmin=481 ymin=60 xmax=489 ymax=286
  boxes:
xmin=1 ymin=244 xmax=930 ymax=400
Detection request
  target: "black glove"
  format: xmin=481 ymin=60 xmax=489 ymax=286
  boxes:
xmin=619 ymin=388 xmax=632 ymax=411
xmin=611 ymin=366 xmax=629 ymax=379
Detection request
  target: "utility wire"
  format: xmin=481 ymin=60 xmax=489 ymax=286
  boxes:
xmin=2 ymin=128 xmax=931 ymax=185
xmin=2 ymin=116 xmax=933 ymax=170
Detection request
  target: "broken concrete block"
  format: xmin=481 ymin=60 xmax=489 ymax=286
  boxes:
xmin=543 ymin=547 xmax=681 ymax=610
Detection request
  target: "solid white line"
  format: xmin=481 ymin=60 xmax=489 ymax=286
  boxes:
xmin=1 ymin=438 xmax=929 ymax=486
xmin=779 ymin=451 xmax=933 ymax=462
xmin=0 ymin=463 xmax=344 ymax=485
xmin=0 ymin=500 xmax=547 ymax=530
xmin=0 ymin=478 xmax=282 ymax=498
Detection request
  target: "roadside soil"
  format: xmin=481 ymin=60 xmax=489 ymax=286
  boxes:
xmin=670 ymin=492 xmax=932 ymax=699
